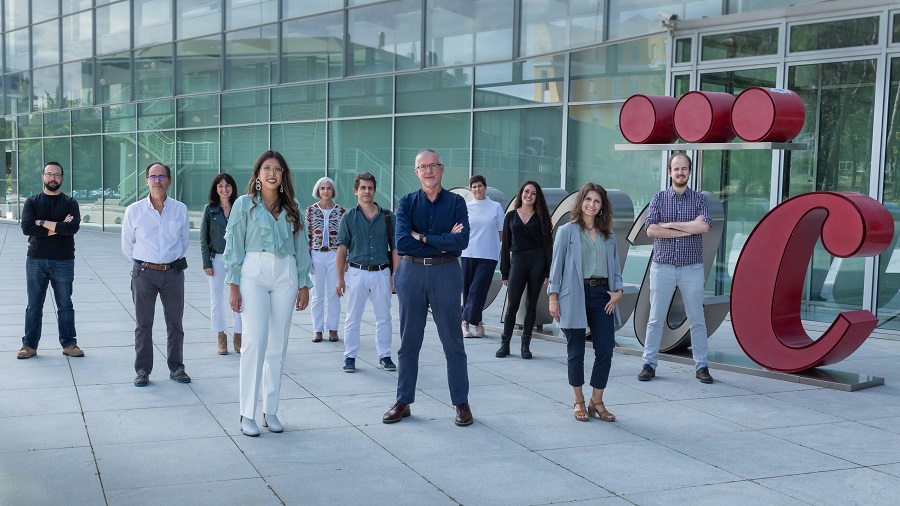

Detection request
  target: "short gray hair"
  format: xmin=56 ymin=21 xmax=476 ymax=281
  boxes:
xmin=312 ymin=176 xmax=336 ymax=199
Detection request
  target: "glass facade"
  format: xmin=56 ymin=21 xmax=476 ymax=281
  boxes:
xmin=2 ymin=0 xmax=900 ymax=333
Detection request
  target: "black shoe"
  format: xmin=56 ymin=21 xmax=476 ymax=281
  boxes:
xmin=696 ymin=367 xmax=714 ymax=384
xmin=521 ymin=336 xmax=532 ymax=360
xmin=495 ymin=335 xmax=511 ymax=358
xmin=379 ymin=356 xmax=397 ymax=371
xmin=134 ymin=371 xmax=150 ymax=387
xmin=638 ymin=364 xmax=655 ymax=381
xmin=169 ymin=367 xmax=191 ymax=383
xmin=343 ymin=357 xmax=356 ymax=373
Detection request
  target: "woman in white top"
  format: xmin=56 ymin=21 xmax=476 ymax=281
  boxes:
xmin=305 ymin=177 xmax=345 ymax=343
xmin=460 ymin=175 xmax=504 ymax=338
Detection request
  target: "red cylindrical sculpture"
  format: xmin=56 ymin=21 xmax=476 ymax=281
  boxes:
xmin=731 ymin=87 xmax=805 ymax=142
xmin=619 ymin=95 xmax=678 ymax=144
xmin=673 ymin=91 xmax=736 ymax=143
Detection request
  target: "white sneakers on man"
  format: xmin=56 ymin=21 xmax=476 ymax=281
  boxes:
xmin=462 ymin=322 xmax=473 ymax=338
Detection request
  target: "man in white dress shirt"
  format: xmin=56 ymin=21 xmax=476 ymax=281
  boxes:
xmin=121 ymin=162 xmax=191 ymax=387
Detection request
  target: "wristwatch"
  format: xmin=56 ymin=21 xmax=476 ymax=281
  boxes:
xmin=39 ymin=220 xmax=45 ymax=227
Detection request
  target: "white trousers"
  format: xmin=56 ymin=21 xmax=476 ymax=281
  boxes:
xmin=209 ymin=255 xmax=242 ymax=333
xmin=310 ymin=250 xmax=341 ymax=333
xmin=239 ymin=252 xmax=298 ymax=419
xmin=343 ymin=266 xmax=392 ymax=359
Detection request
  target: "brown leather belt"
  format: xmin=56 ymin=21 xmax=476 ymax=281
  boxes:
xmin=137 ymin=260 xmax=176 ymax=271
xmin=584 ymin=277 xmax=608 ymax=286
xmin=316 ymin=247 xmax=331 ymax=252
xmin=401 ymin=254 xmax=458 ymax=266
xmin=349 ymin=262 xmax=390 ymax=271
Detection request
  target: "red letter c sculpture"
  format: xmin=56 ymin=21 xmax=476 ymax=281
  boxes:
xmin=731 ymin=192 xmax=894 ymax=372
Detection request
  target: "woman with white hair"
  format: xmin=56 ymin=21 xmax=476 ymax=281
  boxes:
xmin=305 ymin=177 xmax=345 ymax=342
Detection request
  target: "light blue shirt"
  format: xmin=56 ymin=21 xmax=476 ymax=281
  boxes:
xmin=580 ymin=228 xmax=608 ymax=279
xmin=223 ymin=194 xmax=313 ymax=288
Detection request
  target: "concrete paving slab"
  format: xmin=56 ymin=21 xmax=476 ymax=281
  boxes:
xmin=679 ymin=393 xmax=844 ymax=430
xmin=77 ymin=381 xmax=202 ymax=412
xmin=3 ymin=385 xmax=82 ymax=416
xmin=0 ymin=413 xmax=90 ymax=452
xmin=477 ymin=409 xmax=645 ymax=451
xmin=765 ymin=421 xmax=900 ymax=466
xmin=104 ymin=477 xmax=282 ymax=506
xmin=84 ymin=405 xmax=226 ymax=445
xmin=0 ymin=446 xmax=105 ymax=506
xmin=756 ymin=467 xmax=900 ymax=506
xmin=623 ymin=480 xmax=808 ymax=505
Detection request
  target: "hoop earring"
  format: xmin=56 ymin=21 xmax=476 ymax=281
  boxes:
xmin=255 ymin=178 xmax=261 ymax=191
xmin=279 ymin=184 xmax=284 ymax=193
xmin=598 ymin=209 xmax=603 ymax=216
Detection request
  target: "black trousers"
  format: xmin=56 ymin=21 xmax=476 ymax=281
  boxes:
xmin=502 ymin=248 xmax=547 ymax=338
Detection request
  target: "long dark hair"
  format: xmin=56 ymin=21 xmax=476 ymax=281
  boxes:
xmin=570 ymin=182 xmax=613 ymax=239
xmin=246 ymin=150 xmax=302 ymax=234
xmin=208 ymin=173 xmax=238 ymax=207
xmin=513 ymin=180 xmax=551 ymax=241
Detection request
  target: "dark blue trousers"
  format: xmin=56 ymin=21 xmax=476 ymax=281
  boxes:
xmin=23 ymin=257 xmax=76 ymax=349
xmin=395 ymin=259 xmax=469 ymax=406
xmin=461 ymin=257 xmax=497 ymax=324
xmin=563 ymin=283 xmax=615 ymax=389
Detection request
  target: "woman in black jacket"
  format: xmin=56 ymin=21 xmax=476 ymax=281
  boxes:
xmin=201 ymin=173 xmax=242 ymax=355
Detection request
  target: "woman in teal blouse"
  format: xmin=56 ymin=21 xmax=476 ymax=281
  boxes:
xmin=224 ymin=150 xmax=313 ymax=437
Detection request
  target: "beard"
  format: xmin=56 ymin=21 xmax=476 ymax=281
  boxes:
xmin=44 ymin=180 xmax=61 ymax=192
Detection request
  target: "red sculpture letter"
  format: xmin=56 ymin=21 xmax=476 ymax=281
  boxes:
xmin=731 ymin=192 xmax=893 ymax=372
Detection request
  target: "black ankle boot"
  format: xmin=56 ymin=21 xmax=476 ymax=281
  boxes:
xmin=521 ymin=335 xmax=533 ymax=359
xmin=496 ymin=334 xmax=511 ymax=358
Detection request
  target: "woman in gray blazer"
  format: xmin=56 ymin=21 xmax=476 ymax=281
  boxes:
xmin=548 ymin=183 xmax=623 ymax=422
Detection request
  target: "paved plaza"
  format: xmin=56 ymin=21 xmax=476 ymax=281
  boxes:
xmin=2 ymin=222 xmax=900 ymax=505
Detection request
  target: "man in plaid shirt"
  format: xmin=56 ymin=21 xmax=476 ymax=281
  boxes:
xmin=638 ymin=153 xmax=715 ymax=384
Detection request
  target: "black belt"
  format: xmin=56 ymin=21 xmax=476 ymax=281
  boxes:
xmin=401 ymin=254 xmax=458 ymax=266
xmin=349 ymin=262 xmax=390 ymax=271
xmin=136 ymin=260 xmax=176 ymax=271
xmin=584 ymin=277 xmax=608 ymax=286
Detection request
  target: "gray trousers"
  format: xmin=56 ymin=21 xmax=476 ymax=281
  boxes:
xmin=131 ymin=262 xmax=185 ymax=375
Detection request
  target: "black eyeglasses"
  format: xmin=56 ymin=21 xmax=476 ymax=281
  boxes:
xmin=415 ymin=163 xmax=443 ymax=172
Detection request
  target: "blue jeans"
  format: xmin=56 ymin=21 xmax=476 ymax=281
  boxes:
xmin=563 ymin=283 xmax=615 ymax=389
xmin=642 ymin=262 xmax=709 ymax=370
xmin=461 ymin=257 xmax=497 ymax=324
xmin=23 ymin=257 xmax=76 ymax=349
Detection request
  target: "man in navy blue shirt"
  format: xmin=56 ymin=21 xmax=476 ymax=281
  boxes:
xmin=382 ymin=149 xmax=474 ymax=427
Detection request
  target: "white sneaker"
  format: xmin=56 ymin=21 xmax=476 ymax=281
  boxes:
xmin=462 ymin=322 xmax=473 ymax=338
xmin=473 ymin=322 xmax=485 ymax=338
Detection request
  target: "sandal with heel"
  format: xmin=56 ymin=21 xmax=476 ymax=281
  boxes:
xmin=573 ymin=400 xmax=589 ymax=422
xmin=588 ymin=399 xmax=616 ymax=422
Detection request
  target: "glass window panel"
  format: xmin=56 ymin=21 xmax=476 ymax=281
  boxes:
xmin=177 ymin=128 xmax=221 ymax=212
xmin=71 ymin=135 xmax=103 ymax=229
xmin=138 ymin=130 xmax=176 ymax=192
xmin=879 ymin=57 xmax=900 ymax=328
xmin=177 ymin=95 xmax=220 ymax=127
xmin=33 ymin=66 xmax=61 ymax=111
xmin=17 ymin=114 xmax=42 ymax=138
xmin=673 ymin=74 xmax=691 ymax=97
xmin=701 ymin=28 xmax=778 ymax=61
xmin=271 ymin=122 xmax=327 ymax=209
xmin=62 ymin=12 xmax=93 ymax=62
xmin=0 ymin=118 xmax=13 ymax=139
xmin=135 ymin=0 xmax=173 ymax=48
xmin=427 ymin=0 xmax=513 ymax=66
xmin=177 ymin=0 xmax=222 ymax=39
xmin=5 ymin=0 xmax=29 ymax=31
xmin=271 ymin=83 xmax=327 ymax=121
xmin=72 ymin=107 xmax=102 ymax=135
xmin=33 ymin=20 xmax=61 ymax=68
xmin=134 ymin=44 xmax=174 ymax=100
xmin=103 ymin=134 xmax=138 ymax=230
xmin=6 ymin=72 xmax=32 ymax=114
xmin=226 ymin=0 xmax=277 ymax=30
xmin=608 ymin=0 xmax=721 ymax=41
xmin=225 ymin=25 xmax=278 ymax=90
xmin=176 ymin=36 xmax=222 ymax=95
xmin=348 ymin=0 xmax=422 ymax=76
xmin=894 ymin=13 xmax=900 ymax=44
xmin=349 ymin=0 xmax=383 ymax=5
xmin=394 ymin=114 xmax=470 ymax=206
xmin=19 ymin=139 xmax=44 ymax=203
xmin=282 ymin=11 xmax=344 ymax=82
xmin=675 ymin=38 xmax=692 ymax=64
xmin=790 ymin=17 xmax=879 ymax=53
xmin=6 ymin=28 xmax=30 ymax=73
xmin=220 ymin=126 xmax=267 ymax=189
xmin=521 ymin=0 xmax=604 ymax=57
xmin=62 ymin=60 xmax=94 ymax=108
xmin=103 ymin=103 xmax=137 ymax=133
xmin=282 ymin=0 xmax=343 ymax=19
xmin=785 ymin=59 xmax=876 ymax=325
xmin=221 ymin=89 xmax=269 ymax=125
xmin=43 ymin=110 xmax=71 ymax=137
xmin=44 ymin=138 xmax=71 ymax=193
xmin=396 ymin=68 xmax=472 ymax=114
xmin=97 ymin=2 xmax=132 ymax=55
xmin=63 ymin=0 xmax=94 ymax=15
xmin=328 ymin=76 xmax=394 ymax=118
xmin=569 ymin=36 xmax=666 ymax=102
xmin=328 ymin=118 xmax=392 ymax=209
xmin=32 ymin=0 xmax=60 ymax=23
xmin=727 ymin=0 xmax=817 ymax=14
xmin=472 ymin=107 xmax=562 ymax=199
xmin=98 ymin=52 xmax=132 ymax=104
xmin=138 ymin=99 xmax=176 ymax=130
xmin=475 ymin=58 xmax=564 ymax=108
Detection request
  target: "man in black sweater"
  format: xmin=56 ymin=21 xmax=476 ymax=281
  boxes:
xmin=18 ymin=162 xmax=82 ymax=359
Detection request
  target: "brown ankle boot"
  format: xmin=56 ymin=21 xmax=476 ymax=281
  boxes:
xmin=217 ymin=332 xmax=228 ymax=355
xmin=234 ymin=333 xmax=242 ymax=354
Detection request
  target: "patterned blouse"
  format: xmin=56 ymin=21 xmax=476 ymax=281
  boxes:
xmin=306 ymin=202 xmax=345 ymax=252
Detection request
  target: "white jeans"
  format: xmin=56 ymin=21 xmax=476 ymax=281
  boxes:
xmin=642 ymin=262 xmax=709 ymax=370
xmin=310 ymin=250 xmax=341 ymax=333
xmin=343 ymin=266 xmax=392 ymax=359
xmin=239 ymin=252 xmax=298 ymax=419
xmin=209 ymin=255 xmax=242 ymax=333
